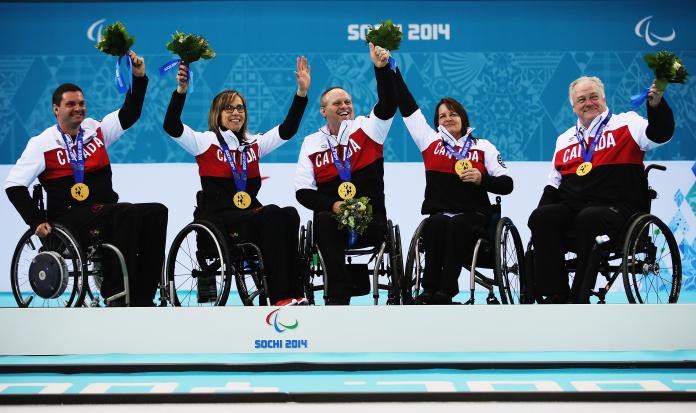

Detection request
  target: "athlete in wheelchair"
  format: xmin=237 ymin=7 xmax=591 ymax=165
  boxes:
xmin=527 ymin=76 xmax=680 ymax=304
xmin=294 ymin=44 xmax=401 ymax=305
xmin=162 ymin=57 xmax=311 ymax=306
xmin=393 ymin=67 xmax=523 ymax=305
xmin=6 ymin=53 xmax=168 ymax=307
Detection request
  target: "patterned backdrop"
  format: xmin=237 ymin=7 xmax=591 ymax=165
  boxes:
xmin=1 ymin=1 xmax=695 ymax=291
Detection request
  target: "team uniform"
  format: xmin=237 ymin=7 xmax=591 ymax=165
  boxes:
xmin=5 ymin=76 xmax=168 ymax=306
xmin=294 ymin=65 xmax=397 ymax=304
xmin=528 ymin=101 xmax=674 ymax=303
xmin=395 ymin=70 xmax=513 ymax=302
xmin=163 ymin=91 xmax=307 ymax=303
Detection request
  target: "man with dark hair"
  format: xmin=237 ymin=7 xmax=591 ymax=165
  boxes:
xmin=528 ymin=76 xmax=674 ymax=304
xmin=5 ymin=51 xmax=167 ymax=307
xmin=294 ymin=44 xmax=397 ymax=305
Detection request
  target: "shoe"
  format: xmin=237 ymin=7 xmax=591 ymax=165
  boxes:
xmin=326 ymin=296 xmax=350 ymax=305
xmin=414 ymin=290 xmax=435 ymax=305
xmin=540 ymin=293 xmax=569 ymax=304
xmin=433 ymin=290 xmax=453 ymax=305
xmin=295 ymin=297 xmax=309 ymax=306
xmin=273 ymin=298 xmax=298 ymax=306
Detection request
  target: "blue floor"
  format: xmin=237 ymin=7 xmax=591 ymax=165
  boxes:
xmin=3 ymin=291 xmax=696 ymax=307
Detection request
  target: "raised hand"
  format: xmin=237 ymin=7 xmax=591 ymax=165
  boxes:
xmin=176 ymin=63 xmax=189 ymax=94
xmin=647 ymin=79 xmax=664 ymax=107
xmin=295 ymin=56 xmax=311 ymax=97
xmin=129 ymin=51 xmax=145 ymax=77
xmin=369 ymin=42 xmax=391 ymax=68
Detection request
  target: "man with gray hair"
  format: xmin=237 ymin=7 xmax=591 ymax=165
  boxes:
xmin=527 ymin=76 xmax=674 ymax=304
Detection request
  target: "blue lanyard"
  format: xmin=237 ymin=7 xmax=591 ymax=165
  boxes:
xmin=575 ymin=112 xmax=612 ymax=162
xmin=218 ymin=137 xmax=247 ymax=192
xmin=326 ymin=137 xmax=351 ymax=182
xmin=56 ymin=124 xmax=85 ymax=184
xmin=439 ymin=126 xmax=474 ymax=161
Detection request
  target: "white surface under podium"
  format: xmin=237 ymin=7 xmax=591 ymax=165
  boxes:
xmin=1 ymin=305 xmax=695 ymax=356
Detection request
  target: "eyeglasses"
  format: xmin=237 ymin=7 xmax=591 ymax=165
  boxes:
xmin=223 ymin=104 xmax=245 ymax=113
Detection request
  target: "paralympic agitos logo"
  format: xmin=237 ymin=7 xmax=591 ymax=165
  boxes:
xmin=255 ymin=309 xmax=308 ymax=349
xmin=265 ymin=308 xmax=298 ymax=333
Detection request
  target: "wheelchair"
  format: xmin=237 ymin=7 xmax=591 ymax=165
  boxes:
xmin=10 ymin=185 xmax=130 ymax=307
xmin=403 ymin=196 xmax=526 ymax=305
xmin=162 ymin=192 xmax=271 ymax=307
xmin=298 ymin=218 xmax=404 ymax=305
xmin=525 ymin=164 xmax=682 ymax=304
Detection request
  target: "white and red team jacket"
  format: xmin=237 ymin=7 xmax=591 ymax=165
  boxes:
xmin=5 ymin=111 xmax=126 ymax=217
xmin=403 ymin=108 xmax=511 ymax=215
xmin=294 ymin=110 xmax=393 ymax=216
xmin=548 ymin=107 xmax=668 ymax=214
xmin=171 ymin=124 xmax=288 ymax=211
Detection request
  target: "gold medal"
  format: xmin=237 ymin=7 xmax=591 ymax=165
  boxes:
xmin=338 ymin=182 xmax=356 ymax=200
xmin=454 ymin=159 xmax=472 ymax=175
xmin=576 ymin=161 xmax=593 ymax=176
xmin=70 ymin=183 xmax=89 ymax=201
xmin=233 ymin=191 xmax=252 ymax=209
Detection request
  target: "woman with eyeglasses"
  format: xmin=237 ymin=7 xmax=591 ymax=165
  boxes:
xmin=163 ymin=57 xmax=311 ymax=306
xmin=394 ymin=69 xmax=514 ymax=305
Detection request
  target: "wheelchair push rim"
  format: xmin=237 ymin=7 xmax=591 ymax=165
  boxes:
xmin=165 ymin=221 xmax=233 ymax=306
xmin=10 ymin=225 xmax=87 ymax=308
xmin=622 ymin=214 xmax=681 ymax=304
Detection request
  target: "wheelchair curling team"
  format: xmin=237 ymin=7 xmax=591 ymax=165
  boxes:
xmin=4 ymin=45 xmax=675 ymax=307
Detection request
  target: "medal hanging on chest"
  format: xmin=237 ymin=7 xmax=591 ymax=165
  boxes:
xmin=574 ymin=112 xmax=612 ymax=176
xmin=57 ymin=125 xmax=89 ymax=201
xmin=326 ymin=137 xmax=355 ymax=200
xmin=439 ymin=126 xmax=475 ymax=175
xmin=218 ymin=137 xmax=252 ymax=209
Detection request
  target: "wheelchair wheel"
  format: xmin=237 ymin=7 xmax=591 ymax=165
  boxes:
xmin=165 ymin=220 xmax=233 ymax=306
xmin=299 ymin=221 xmax=315 ymax=304
xmin=386 ymin=220 xmax=404 ymax=304
xmin=403 ymin=218 xmax=427 ymax=304
xmin=230 ymin=242 xmax=266 ymax=306
xmin=494 ymin=217 xmax=525 ymax=304
xmin=10 ymin=225 xmax=86 ymax=308
xmin=622 ymin=214 xmax=681 ymax=304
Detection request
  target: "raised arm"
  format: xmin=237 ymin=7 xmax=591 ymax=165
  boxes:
xmin=278 ymin=56 xmax=310 ymax=140
xmin=162 ymin=63 xmax=189 ymax=138
xmin=118 ymin=51 xmax=148 ymax=130
xmin=369 ymin=43 xmax=398 ymax=121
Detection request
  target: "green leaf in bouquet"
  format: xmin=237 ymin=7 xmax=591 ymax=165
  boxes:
xmin=365 ymin=20 xmax=403 ymax=51
xmin=96 ymin=21 xmax=135 ymax=57
xmin=644 ymin=51 xmax=688 ymax=91
xmin=166 ymin=31 xmax=216 ymax=65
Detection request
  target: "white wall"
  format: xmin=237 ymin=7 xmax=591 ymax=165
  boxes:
xmin=1 ymin=161 xmax=692 ymax=292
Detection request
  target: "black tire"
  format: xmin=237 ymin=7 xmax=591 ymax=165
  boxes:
xmin=231 ymin=242 xmax=266 ymax=306
xmin=403 ymin=218 xmax=428 ymax=304
xmin=622 ymin=214 xmax=681 ymax=304
xmin=299 ymin=221 xmax=315 ymax=304
xmin=385 ymin=220 xmax=403 ymax=305
xmin=10 ymin=225 xmax=86 ymax=308
xmin=494 ymin=217 xmax=525 ymax=304
xmin=165 ymin=221 xmax=233 ymax=306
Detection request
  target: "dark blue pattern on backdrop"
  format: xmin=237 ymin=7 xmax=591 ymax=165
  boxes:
xmin=0 ymin=1 xmax=694 ymax=164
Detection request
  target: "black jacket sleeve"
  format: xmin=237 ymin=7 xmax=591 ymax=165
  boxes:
xmin=278 ymin=94 xmax=309 ymax=140
xmin=645 ymin=98 xmax=674 ymax=144
xmin=118 ymin=75 xmax=148 ymax=130
xmin=372 ymin=65 xmax=398 ymax=120
xmin=481 ymin=174 xmax=513 ymax=195
xmin=6 ymin=186 xmax=45 ymax=231
xmin=394 ymin=68 xmax=419 ymax=117
xmin=296 ymin=188 xmax=337 ymax=213
xmin=163 ymin=90 xmax=186 ymax=138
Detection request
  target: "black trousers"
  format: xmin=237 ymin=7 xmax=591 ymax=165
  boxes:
xmin=421 ymin=212 xmax=490 ymax=298
xmin=528 ymin=204 xmax=627 ymax=303
xmin=313 ymin=211 xmax=387 ymax=303
xmin=206 ymin=204 xmax=301 ymax=303
xmin=55 ymin=202 xmax=168 ymax=307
